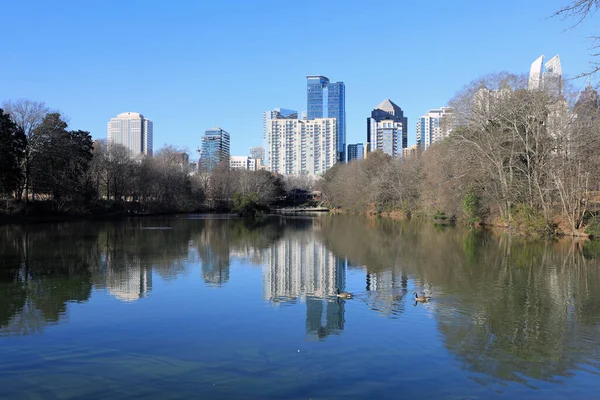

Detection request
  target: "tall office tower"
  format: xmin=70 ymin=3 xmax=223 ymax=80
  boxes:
xmin=528 ymin=55 xmax=563 ymax=97
xmin=107 ymin=112 xmax=153 ymax=157
xmin=198 ymin=127 xmax=230 ymax=172
xmin=268 ymin=118 xmax=337 ymax=176
xmin=575 ymin=81 xmax=600 ymax=117
xmin=347 ymin=143 xmax=364 ymax=162
xmin=249 ymin=146 xmax=265 ymax=163
xmin=366 ymin=99 xmax=407 ymax=156
xmin=416 ymin=107 xmax=454 ymax=151
xmin=262 ymin=109 xmax=297 ymax=167
xmin=307 ymin=75 xmax=346 ymax=162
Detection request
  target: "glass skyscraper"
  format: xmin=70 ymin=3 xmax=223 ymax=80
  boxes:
xmin=347 ymin=143 xmax=364 ymax=162
xmin=307 ymin=76 xmax=346 ymax=162
xmin=528 ymin=55 xmax=563 ymax=97
xmin=199 ymin=127 xmax=230 ymax=172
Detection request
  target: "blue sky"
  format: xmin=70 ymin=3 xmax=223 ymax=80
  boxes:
xmin=1 ymin=0 xmax=597 ymax=159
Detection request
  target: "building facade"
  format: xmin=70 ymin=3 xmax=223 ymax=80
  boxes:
xmin=199 ymin=127 xmax=230 ymax=172
xmin=347 ymin=143 xmax=364 ymax=162
xmin=107 ymin=112 xmax=153 ymax=157
xmin=402 ymin=145 xmax=419 ymax=158
xmin=528 ymin=55 xmax=563 ymax=97
xmin=249 ymin=146 xmax=265 ymax=163
xmin=366 ymin=99 xmax=407 ymax=156
xmin=416 ymin=107 xmax=454 ymax=150
xmin=307 ymin=75 xmax=346 ymax=162
xmin=268 ymin=118 xmax=337 ymax=176
xmin=262 ymin=109 xmax=297 ymax=168
xmin=230 ymin=156 xmax=257 ymax=171
xmin=575 ymin=81 xmax=599 ymax=118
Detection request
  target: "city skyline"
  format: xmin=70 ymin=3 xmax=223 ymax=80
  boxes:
xmin=1 ymin=1 xmax=591 ymax=159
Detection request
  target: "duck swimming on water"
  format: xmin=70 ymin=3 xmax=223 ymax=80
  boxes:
xmin=413 ymin=292 xmax=431 ymax=302
xmin=336 ymin=289 xmax=353 ymax=299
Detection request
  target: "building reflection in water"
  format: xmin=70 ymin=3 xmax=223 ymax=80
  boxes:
xmin=101 ymin=254 xmax=153 ymax=302
xmin=262 ymin=233 xmax=346 ymax=339
xmin=200 ymin=248 xmax=230 ymax=287
xmin=193 ymin=223 xmax=232 ymax=287
xmin=365 ymin=268 xmax=407 ymax=318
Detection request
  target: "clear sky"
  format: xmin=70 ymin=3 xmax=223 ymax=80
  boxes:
xmin=1 ymin=0 xmax=596 ymax=159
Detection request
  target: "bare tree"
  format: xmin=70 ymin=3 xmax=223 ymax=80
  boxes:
xmin=2 ymin=99 xmax=50 ymax=201
xmin=554 ymin=0 xmax=600 ymax=78
xmin=554 ymin=0 xmax=599 ymax=24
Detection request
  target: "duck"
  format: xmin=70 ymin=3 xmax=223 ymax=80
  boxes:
xmin=413 ymin=292 xmax=431 ymax=302
xmin=336 ymin=289 xmax=353 ymax=299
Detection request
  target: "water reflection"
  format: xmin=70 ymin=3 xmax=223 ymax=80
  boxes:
xmin=2 ymin=215 xmax=600 ymax=391
xmin=365 ymin=269 xmax=408 ymax=317
xmin=261 ymin=228 xmax=347 ymax=338
xmin=0 ymin=223 xmax=93 ymax=335
xmin=318 ymin=216 xmax=600 ymax=385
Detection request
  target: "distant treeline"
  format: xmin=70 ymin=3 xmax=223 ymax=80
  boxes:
xmin=0 ymin=100 xmax=304 ymax=218
xmin=318 ymin=73 xmax=600 ymax=237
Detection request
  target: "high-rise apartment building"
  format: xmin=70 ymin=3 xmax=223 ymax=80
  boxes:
xmin=262 ymin=109 xmax=297 ymax=167
xmin=307 ymin=75 xmax=346 ymax=162
xmin=107 ymin=112 xmax=153 ymax=157
xmin=416 ymin=107 xmax=454 ymax=150
xmin=528 ymin=55 xmax=563 ymax=97
xmin=198 ymin=127 xmax=230 ymax=172
xmin=347 ymin=143 xmax=364 ymax=162
xmin=366 ymin=99 xmax=407 ymax=156
xmin=268 ymin=118 xmax=337 ymax=176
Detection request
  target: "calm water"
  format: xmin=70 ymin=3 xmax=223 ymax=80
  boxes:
xmin=1 ymin=215 xmax=600 ymax=399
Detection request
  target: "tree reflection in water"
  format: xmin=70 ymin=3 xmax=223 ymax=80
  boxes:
xmin=2 ymin=215 xmax=600 ymax=387
xmin=318 ymin=215 xmax=600 ymax=385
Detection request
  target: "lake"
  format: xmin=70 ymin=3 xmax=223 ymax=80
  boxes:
xmin=1 ymin=214 xmax=600 ymax=399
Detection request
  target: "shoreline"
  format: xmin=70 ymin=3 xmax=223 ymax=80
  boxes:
xmin=2 ymin=206 xmax=594 ymax=241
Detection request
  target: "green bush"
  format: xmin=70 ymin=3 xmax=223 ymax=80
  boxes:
xmin=584 ymin=215 xmax=600 ymax=239
xmin=433 ymin=210 xmax=455 ymax=225
xmin=233 ymin=192 xmax=264 ymax=218
xmin=510 ymin=204 xmax=552 ymax=236
xmin=433 ymin=210 xmax=447 ymax=221
xmin=462 ymin=187 xmax=482 ymax=224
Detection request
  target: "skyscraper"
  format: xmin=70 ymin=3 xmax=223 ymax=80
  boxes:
xmin=575 ymin=81 xmax=600 ymax=116
xmin=107 ymin=112 xmax=153 ymax=157
xmin=366 ymin=99 xmax=407 ymax=156
xmin=347 ymin=143 xmax=364 ymax=162
xmin=268 ymin=118 xmax=337 ymax=176
xmin=416 ymin=107 xmax=454 ymax=150
xmin=307 ymin=76 xmax=346 ymax=162
xmin=199 ymin=127 xmax=230 ymax=172
xmin=249 ymin=146 xmax=265 ymax=163
xmin=528 ymin=55 xmax=563 ymax=97
xmin=262 ymin=108 xmax=297 ymax=167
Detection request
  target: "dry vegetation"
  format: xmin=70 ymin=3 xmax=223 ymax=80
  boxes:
xmin=319 ymin=73 xmax=600 ymax=237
